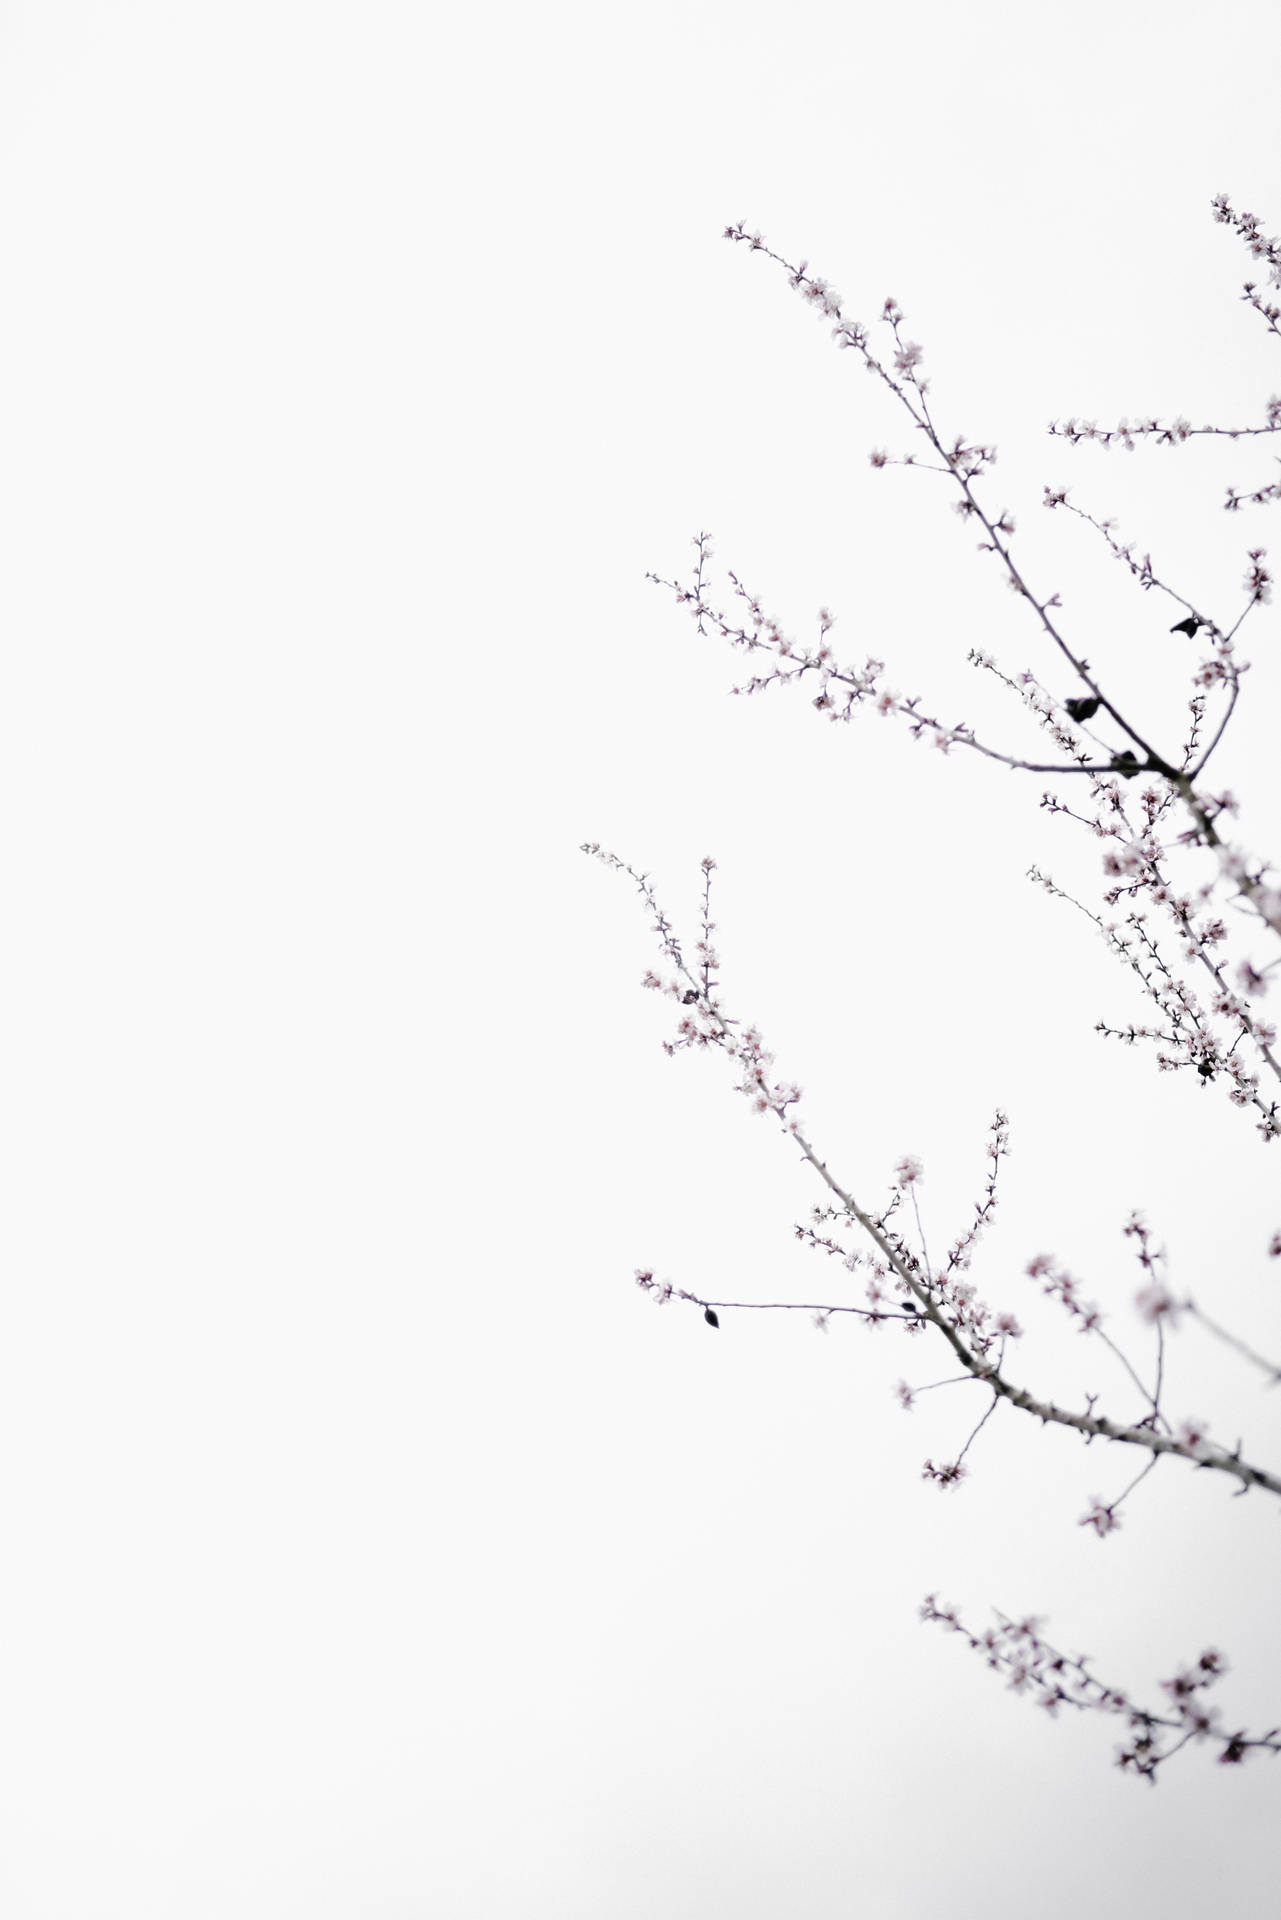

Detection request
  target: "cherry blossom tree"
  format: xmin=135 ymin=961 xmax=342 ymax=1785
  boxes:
xmin=585 ymin=194 xmax=1281 ymax=1782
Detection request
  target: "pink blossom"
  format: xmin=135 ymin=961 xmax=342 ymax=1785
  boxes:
xmin=922 ymin=1459 xmax=967 ymax=1487
xmin=1079 ymin=1499 xmax=1120 ymax=1538
xmin=1237 ymin=961 xmax=1268 ymax=997
xmin=1135 ymin=1283 xmax=1182 ymax=1326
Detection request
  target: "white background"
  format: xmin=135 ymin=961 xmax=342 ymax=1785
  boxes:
xmin=1 ymin=2 xmax=1280 ymax=1914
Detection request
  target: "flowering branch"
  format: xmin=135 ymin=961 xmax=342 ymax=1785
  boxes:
xmin=654 ymin=214 xmax=1281 ymax=1138
xmin=583 ymin=845 xmax=1281 ymax=1506
xmin=589 ymin=194 xmax=1281 ymax=1779
xmin=922 ymin=1600 xmax=1281 ymax=1779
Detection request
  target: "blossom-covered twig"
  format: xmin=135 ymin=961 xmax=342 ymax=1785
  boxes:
xmin=1048 ymin=405 xmax=1281 ymax=451
xmin=921 ymin=1599 xmax=1281 ymax=1780
xmin=649 ymin=539 xmax=1158 ymax=780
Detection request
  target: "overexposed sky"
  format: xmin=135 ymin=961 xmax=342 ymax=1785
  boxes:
xmin=2 ymin=3 xmax=1280 ymax=1914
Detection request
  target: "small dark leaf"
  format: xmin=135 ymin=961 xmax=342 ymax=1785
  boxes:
xmin=1065 ymin=696 xmax=1101 ymax=722
xmin=703 ymin=1307 xmax=720 ymax=1329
